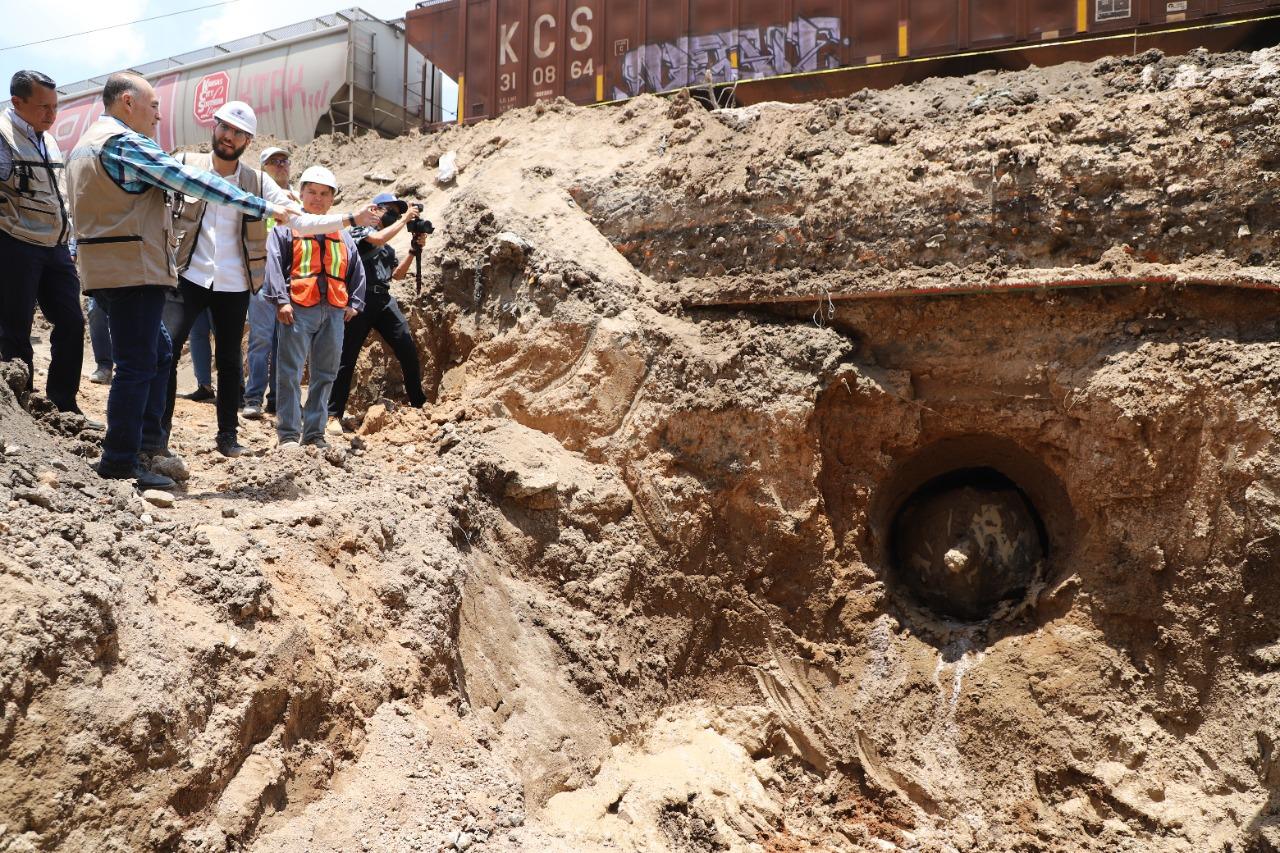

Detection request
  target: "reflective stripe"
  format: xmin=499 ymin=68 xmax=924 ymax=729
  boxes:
xmin=288 ymin=232 xmax=350 ymax=308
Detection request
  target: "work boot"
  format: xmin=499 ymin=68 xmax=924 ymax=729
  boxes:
xmin=183 ymin=385 xmax=215 ymax=402
xmin=97 ymin=460 xmax=177 ymax=491
xmin=303 ymin=436 xmax=330 ymax=449
xmin=89 ymin=365 xmax=112 ymax=385
xmin=217 ymin=434 xmax=246 ymax=458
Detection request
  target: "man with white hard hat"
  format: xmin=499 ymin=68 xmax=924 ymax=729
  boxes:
xmin=242 ymin=144 xmax=296 ymax=421
xmin=162 ymin=100 xmax=379 ymax=458
xmin=262 ymin=165 xmax=366 ymax=449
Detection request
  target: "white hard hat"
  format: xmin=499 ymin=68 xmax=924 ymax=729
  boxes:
xmin=213 ymin=100 xmax=257 ymax=135
xmin=298 ymin=165 xmax=338 ymax=190
xmin=259 ymin=146 xmax=288 ymax=164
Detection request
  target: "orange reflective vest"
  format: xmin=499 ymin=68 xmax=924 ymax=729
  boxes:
xmin=289 ymin=232 xmax=351 ymax=308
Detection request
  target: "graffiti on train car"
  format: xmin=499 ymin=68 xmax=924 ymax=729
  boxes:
xmin=613 ymin=16 xmax=843 ymax=98
xmin=232 ymin=65 xmax=334 ymax=123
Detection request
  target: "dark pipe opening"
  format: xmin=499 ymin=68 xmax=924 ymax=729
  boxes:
xmin=889 ymin=466 xmax=1048 ymax=622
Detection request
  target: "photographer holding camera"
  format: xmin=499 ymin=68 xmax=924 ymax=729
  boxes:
xmin=327 ymin=192 xmax=430 ymax=432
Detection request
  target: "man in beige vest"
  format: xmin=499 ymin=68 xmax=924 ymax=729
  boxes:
xmin=66 ymin=72 xmax=293 ymax=489
xmin=163 ymin=100 xmax=378 ymax=458
xmin=0 ymin=70 xmax=85 ymax=416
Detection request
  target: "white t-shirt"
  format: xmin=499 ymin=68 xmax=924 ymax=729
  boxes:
xmin=184 ymin=168 xmax=346 ymax=292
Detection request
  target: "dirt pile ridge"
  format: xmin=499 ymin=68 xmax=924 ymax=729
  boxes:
xmin=4 ymin=43 xmax=1280 ymax=852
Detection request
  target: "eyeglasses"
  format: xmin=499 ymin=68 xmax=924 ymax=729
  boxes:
xmin=214 ymin=119 xmax=250 ymax=139
xmin=265 ymin=157 xmax=290 ymax=166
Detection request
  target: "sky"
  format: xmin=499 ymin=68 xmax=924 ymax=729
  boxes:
xmin=0 ymin=0 xmax=456 ymax=116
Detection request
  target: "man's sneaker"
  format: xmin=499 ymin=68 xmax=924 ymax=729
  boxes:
xmin=216 ymin=435 xmax=246 ymax=458
xmin=325 ymin=417 xmax=344 ymax=436
xmin=97 ymin=461 xmax=176 ymax=491
xmin=241 ymin=403 xmax=263 ymax=420
xmin=277 ymin=439 xmax=301 ymax=450
xmin=303 ymin=436 xmax=330 ymax=449
xmin=183 ymin=385 xmax=215 ymax=402
xmin=89 ymin=365 xmax=112 ymax=385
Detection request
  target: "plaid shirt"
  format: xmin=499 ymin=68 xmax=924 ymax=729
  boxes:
xmin=98 ymin=116 xmax=267 ymax=219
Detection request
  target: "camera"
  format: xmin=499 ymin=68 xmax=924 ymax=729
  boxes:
xmin=406 ymin=203 xmax=434 ymax=235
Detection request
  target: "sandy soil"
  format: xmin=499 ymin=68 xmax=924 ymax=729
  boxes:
xmin=4 ymin=43 xmax=1280 ymax=852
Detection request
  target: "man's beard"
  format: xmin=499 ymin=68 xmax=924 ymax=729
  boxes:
xmin=213 ymin=137 xmax=248 ymax=161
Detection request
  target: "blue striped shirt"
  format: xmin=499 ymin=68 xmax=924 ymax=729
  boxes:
xmin=96 ymin=117 xmax=267 ymax=219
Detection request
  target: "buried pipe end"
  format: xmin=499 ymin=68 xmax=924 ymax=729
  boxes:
xmin=890 ymin=468 xmax=1047 ymax=622
xmin=870 ymin=436 xmax=1076 ymax=626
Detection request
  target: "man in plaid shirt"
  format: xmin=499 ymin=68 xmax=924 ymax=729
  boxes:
xmin=66 ymin=71 xmax=293 ymax=489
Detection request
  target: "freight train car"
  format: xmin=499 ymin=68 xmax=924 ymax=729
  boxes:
xmin=405 ymin=0 xmax=1280 ymax=122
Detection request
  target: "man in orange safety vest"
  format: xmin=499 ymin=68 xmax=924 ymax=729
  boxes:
xmin=261 ymin=165 xmax=366 ymax=449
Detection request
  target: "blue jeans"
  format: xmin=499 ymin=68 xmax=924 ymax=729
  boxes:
xmin=93 ymin=286 xmax=172 ymax=470
xmin=87 ymin=296 xmax=112 ymax=369
xmin=244 ymin=289 xmax=277 ymax=407
xmin=0 ymin=232 xmax=83 ymax=411
xmin=275 ymin=303 xmax=344 ymax=443
xmin=162 ymin=291 xmax=212 ymax=388
xmin=188 ymin=310 xmax=213 ymax=389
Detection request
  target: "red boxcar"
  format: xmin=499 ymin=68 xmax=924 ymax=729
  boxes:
xmin=406 ymin=0 xmax=1280 ymax=122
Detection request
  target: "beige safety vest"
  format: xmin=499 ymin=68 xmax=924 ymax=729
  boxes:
xmin=173 ymin=152 xmax=268 ymax=292
xmin=66 ymin=118 xmax=176 ymax=291
xmin=0 ymin=110 xmax=70 ymax=247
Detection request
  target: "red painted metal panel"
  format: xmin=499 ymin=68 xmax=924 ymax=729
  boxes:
xmin=564 ymin=0 xmax=602 ymax=104
xmin=970 ymin=0 xmax=1018 ymax=45
xmin=406 ymin=1 xmax=463 ymax=79
xmin=909 ymin=0 xmax=962 ymax=56
xmin=604 ymin=0 xmax=640 ymax=99
xmin=849 ymin=0 xmax=903 ymax=60
xmin=404 ymin=0 xmax=1280 ymax=122
xmin=463 ymin=0 xmax=493 ymax=121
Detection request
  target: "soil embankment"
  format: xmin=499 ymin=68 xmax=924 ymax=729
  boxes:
xmin=4 ymin=44 xmax=1280 ymax=852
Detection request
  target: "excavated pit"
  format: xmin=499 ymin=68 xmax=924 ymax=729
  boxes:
xmin=7 ymin=43 xmax=1280 ymax=853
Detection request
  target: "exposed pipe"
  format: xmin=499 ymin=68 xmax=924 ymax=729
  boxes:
xmin=683 ymin=275 xmax=1280 ymax=308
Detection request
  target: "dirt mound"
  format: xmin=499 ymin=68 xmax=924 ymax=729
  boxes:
xmin=5 ymin=44 xmax=1280 ymax=852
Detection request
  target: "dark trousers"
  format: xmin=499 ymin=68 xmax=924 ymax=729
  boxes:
xmin=0 ymin=231 xmax=84 ymax=411
xmin=162 ymin=278 xmax=249 ymax=443
xmin=329 ymin=286 xmax=426 ymax=418
xmin=93 ymin=286 xmax=171 ymax=470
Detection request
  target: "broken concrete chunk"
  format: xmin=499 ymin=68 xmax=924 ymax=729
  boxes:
xmin=151 ymin=456 xmax=191 ymax=482
xmin=490 ymin=231 xmax=532 ymax=266
xmin=1249 ymin=641 xmax=1280 ymax=670
xmin=142 ymin=490 xmax=175 ymax=508
xmin=15 ymin=487 xmax=57 ymax=509
xmin=360 ymin=404 xmax=389 ymax=436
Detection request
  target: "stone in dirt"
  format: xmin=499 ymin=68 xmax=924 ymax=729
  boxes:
xmin=142 ymin=490 xmax=174 ymax=507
